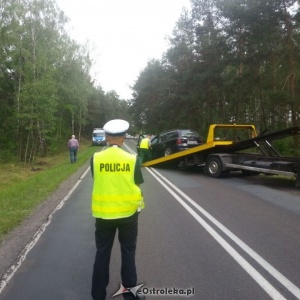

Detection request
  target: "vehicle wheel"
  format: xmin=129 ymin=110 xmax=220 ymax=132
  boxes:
xmin=206 ymin=157 xmax=224 ymax=178
xmin=164 ymin=148 xmax=172 ymax=156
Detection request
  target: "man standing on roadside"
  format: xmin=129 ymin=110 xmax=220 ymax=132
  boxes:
xmin=138 ymin=134 xmax=152 ymax=165
xmin=90 ymin=119 xmax=145 ymax=300
xmin=68 ymin=134 xmax=79 ymax=163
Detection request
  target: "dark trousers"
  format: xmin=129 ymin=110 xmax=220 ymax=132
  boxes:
xmin=91 ymin=212 xmax=138 ymax=300
xmin=69 ymin=147 xmax=78 ymax=162
xmin=138 ymin=149 xmax=151 ymax=165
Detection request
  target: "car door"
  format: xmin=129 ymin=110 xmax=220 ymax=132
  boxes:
xmin=150 ymin=135 xmax=165 ymax=159
xmin=165 ymin=131 xmax=178 ymax=153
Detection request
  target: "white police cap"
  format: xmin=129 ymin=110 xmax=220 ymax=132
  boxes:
xmin=103 ymin=119 xmax=129 ymax=136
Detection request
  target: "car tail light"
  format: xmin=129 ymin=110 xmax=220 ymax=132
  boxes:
xmin=176 ymin=138 xmax=182 ymax=145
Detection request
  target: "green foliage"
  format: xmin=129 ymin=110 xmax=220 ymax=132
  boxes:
xmin=0 ymin=141 xmax=99 ymax=241
xmin=272 ymin=137 xmax=296 ymax=157
xmin=0 ymin=0 xmax=130 ymax=163
xmin=1 ymin=0 xmax=299 ymax=160
xmin=130 ymin=0 xmax=300 ymax=155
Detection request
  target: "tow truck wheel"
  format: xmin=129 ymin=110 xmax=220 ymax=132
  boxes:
xmin=206 ymin=157 xmax=223 ymax=178
xmin=164 ymin=148 xmax=172 ymax=156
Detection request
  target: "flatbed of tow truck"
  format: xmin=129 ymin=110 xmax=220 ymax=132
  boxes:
xmin=142 ymin=124 xmax=300 ymax=187
xmin=143 ymin=124 xmax=257 ymax=167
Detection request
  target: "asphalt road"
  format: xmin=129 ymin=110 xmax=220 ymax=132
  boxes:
xmin=0 ymin=140 xmax=300 ymax=300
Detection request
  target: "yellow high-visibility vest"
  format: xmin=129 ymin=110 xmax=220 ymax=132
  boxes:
xmin=92 ymin=146 xmax=143 ymax=219
xmin=139 ymin=138 xmax=150 ymax=149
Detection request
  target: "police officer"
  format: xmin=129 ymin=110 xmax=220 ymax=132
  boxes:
xmin=138 ymin=134 xmax=152 ymax=165
xmin=90 ymin=119 xmax=145 ymax=300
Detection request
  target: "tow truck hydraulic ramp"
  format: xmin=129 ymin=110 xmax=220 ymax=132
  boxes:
xmin=142 ymin=124 xmax=300 ymax=187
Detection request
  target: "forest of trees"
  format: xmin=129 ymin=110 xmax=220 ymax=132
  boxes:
xmin=0 ymin=0 xmax=131 ymax=163
xmin=1 ymin=0 xmax=299 ymax=163
xmin=130 ymin=0 xmax=300 ymax=153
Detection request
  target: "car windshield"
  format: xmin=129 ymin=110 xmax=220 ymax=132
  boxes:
xmin=181 ymin=130 xmax=199 ymax=138
xmin=93 ymin=133 xmax=104 ymax=137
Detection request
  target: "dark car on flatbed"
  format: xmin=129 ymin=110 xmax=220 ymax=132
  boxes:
xmin=149 ymin=129 xmax=203 ymax=159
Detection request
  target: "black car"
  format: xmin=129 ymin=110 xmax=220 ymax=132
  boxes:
xmin=150 ymin=129 xmax=203 ymax=159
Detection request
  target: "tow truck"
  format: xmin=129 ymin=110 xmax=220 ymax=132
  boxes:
xmin=142 ymin=124 xmax=300 ymax=187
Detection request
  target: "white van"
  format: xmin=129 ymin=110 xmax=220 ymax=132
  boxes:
xmin=92 ymin=128 xmax=107 ymax=146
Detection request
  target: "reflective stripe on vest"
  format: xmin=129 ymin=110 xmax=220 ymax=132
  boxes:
xmin=92 ymin=147 xmax=142 ymax=219
xmin=139 ymin=138 xmax=150 ymax=149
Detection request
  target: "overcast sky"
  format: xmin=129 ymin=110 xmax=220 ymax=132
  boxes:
xmin=55 ymin=0 xmax=191 ymax=99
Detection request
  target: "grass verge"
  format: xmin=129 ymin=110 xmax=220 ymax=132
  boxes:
xmin=0 ymin=140 xmax=100 ymax=242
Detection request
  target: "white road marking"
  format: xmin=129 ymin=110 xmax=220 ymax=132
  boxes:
xmin=146 ymin=167 xmax=300 ymax=300
xmin=1 ymin=142 xmax=298 ymax=299
xmin=124 ymin=142 xmax=300 ymax=298
xmin=150 ymin=168 xmax=300 ymax=299
xmin=0 ymin=168 xmax=90 ymax=294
